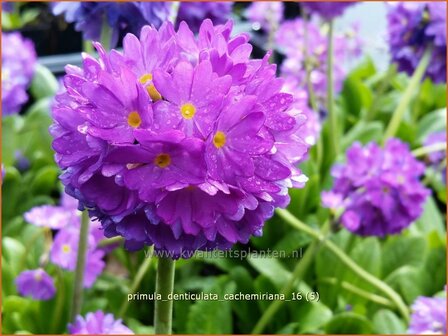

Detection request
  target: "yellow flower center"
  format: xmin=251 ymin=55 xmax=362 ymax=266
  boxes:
xmin=180 ymin=103 xmax=196 ymax=120
xmin=154 ymin=153 xmax=171 ymax=168
xmin=139 ymin=73 xmax=162 ymax=101
xmin=139 ymin=73 xmax=153 ymax=84
xmin=62 ymin=244 xmax=71 ymax=253
xmin=127 ymin=111 xmax=142 ymax=128
xmin=213 ymin=131 xmax=226 ymax=148
xmin=147 ymin=84 xmax=162 ymax=101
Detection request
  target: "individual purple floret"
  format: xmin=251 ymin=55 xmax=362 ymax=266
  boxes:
xmin=387 ymin=2 xmax=447 ymax=83
xmin=68 ymin=311 xmax=133 ymax=334
xmin=16 ymin=269 xmax=56 ymax=301
xmin=408 ymin=295 xmax=446 ymax=334
xmin=322 ymin=139 xmax=430 ymax=236
xmin=2 ymin=32 xmax=36 ymax=115
xmin=52 ymin=2 xmax=170 ymax=47
xmin=302 ymin=2 xmax=356 ymax=20
xmin=176 ymin=2 xmax=233 ymax=33
xmin=245 ymin=2 xmax=284 ymax=31
xmin=50 ymin=20 xmax=311 ymax=258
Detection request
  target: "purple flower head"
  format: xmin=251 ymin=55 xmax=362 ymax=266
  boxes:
xmin=2 ymin=32 xmax=36 ymax=115
xmin=15 ymin=269 xmax=56 ymax=301
xmin=245 ymin=2 xmax=284 ymax=31
xmin=177 ymin=2 xmax=233 ymax=33
xmin=51 ymin=20 xmax=311 ymax=259
xmin=276 ymin=19 xmax=361 ymax=106
xmin=302 ymin=2 xmax=355 ymax=20
xmin=322 ymin=139 xmax=430 ymax=237
xmin=387 ymin=2 xmax=447 ymax=83
xmin=69 ymin=311 xmax=133 ymax=334
xmin=409 ymin=295 xmax=447 ymax=334
xmin=52 ymin=2 xmax=170 ymax=47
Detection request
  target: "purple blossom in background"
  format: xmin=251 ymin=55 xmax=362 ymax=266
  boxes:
xmin=322 ymin=139 xmax=430 ymax=236
xmin=277 ymin=19 xmax=361 ymax=106
xmin=2 ymin=32 xmax=36 ymax=115
xmin=51 ymin=20 xmax=311 ymax=258
xmin=2 ymin=1 xmax=14 ymax=12
xmin=302 ymin=2 xmax=356 ymax=20
xmin=69 ymin=311 xmax=133 ymax=334
xmin=408 ymin=295 xmax=447 ymax=334
xmin=177 ymin=2 xmax=233 ymax=33
xmin=245 ymin=2 xmax=284 ymax=31
xmin=387 ymin=2 xmax=447 ymax=83
xmin=24 ymin=193 xmax=79 ymax=229
xmin=282 ymin=80 xmax=321 ymax=146
xmin=16 ymin=269 xmax=56 ymax=301
xmin=52 ymin=2 xmax=170 ymax=47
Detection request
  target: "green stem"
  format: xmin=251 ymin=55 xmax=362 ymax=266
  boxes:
xmin=383 ymin=48 xmax=432 ymax=144
xmin=70 ymin=211 xmax=90 ymax=322
xmin=98 ymin=236 xmax=124 ymax=248
xmin=320 ymin=277 xmax=394 ymax=308
xmin=251 ymin=240 xmax=321 ymax=334
xmin=119 ymin=247 xmax=154 ymax=317
xmin=82 ymin=40 xmax=94 ymax=54
xmin=168 ymin=2 xmax=180 ymax=24
xmin=302 ymin=9 xmax=319 ymax=112
xmin=51 ymin=268 xmax=66 ymax=333
xmin=326 ymin=19 xmax=338 ymax=155
xmin=412 ymin=142 xmax=446 ymax=158
xmin=365 ymin=64 xmax=396 ymax=121
xmin=276 ymin=209 xmax=410 ymax=322
xmin=154 ymin=256 xmax=176 ymax=334
xmin=100 ymin=16 xmax=112 ymax=50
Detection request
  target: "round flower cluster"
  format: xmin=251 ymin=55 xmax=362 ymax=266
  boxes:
xmin=276 ymin=18 xmax=361 ymax=106
xmin=387 ymin=2 xmax=446 ymax=83
xmin=245 ymin=2 xmax=284 ymax=32
xmin=408 ymin=294 xmax=446 ymax=334
xmin=2 ymin=32 xmax=36 ymax=115
xmin=176 ymin=2 xmax=232 ymax=33
xmin=302 ymin=2 xmax=355 ymax=20
xmin=322 ymin=139 xmax=430 ymax=237
xmin=51 ymin=20 xmax=310 ymax=258
xmin=69 ymin=311 xmax=133 ymax=334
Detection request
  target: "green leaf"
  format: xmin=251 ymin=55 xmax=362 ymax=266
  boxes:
xmin=2 ymin=237 xmax=26 ymax=276
xmin=417 ymin=108 xmax=447 ymax=143
xmin=412 ymin=196 xmax=445 ymax=239
xmin=247 ymin=256 xmax=290 ymax=289
xmin=341 ymin=121 xmax=383 ymax=151
xmin=382 ymin=236 xmax=427 ymax=278
xmin=30 ymin=166 xmax=59 ymax=195
xmin=325 ymin=312 xmax=373 ymax=334
xmin=373 ymin=309 xmax=406 ymax=334
xmin=30 ymin=64 xmax=59 ymax=100
xmin=186 ymin=277 xmax=236 ymax=334
xmin=297 ymin=302 xmax=333 ymax=333
xmin=385 ymin=266 xmax=430 ymax=304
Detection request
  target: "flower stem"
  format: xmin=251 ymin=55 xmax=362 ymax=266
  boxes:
xmin=276 ymin=208 xmax=410 ymax=322
xmin=320 ymin=277 xmax=394 ymax=308
xmin=383 ymin=47 xmax=432 ymax=144
xmin=412 ymin=142 xmax=446 ymax=158
xmin=251 ymin=240 xmax=321 ymax=334
xmin=326 ymin=19 xmax=338 ymax=155
xmin=119 ymin=247 xmax=154 ymax=318
xmin=100 ymin=16 xmax=112 ymax=51
xmin=169 ymin=2 xmax=180 ymax=24
xmin=98 ymin=235 xmax=124 ymax=248
xmin=302 ymin=9 xmax=319 ymax=112
xmin=154 ymin=256 xmax=176 ymax=334
xmin=70 ymin=210 xmax=90 ymax=322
